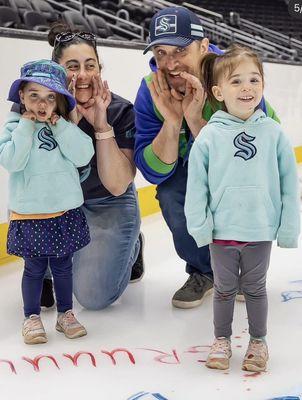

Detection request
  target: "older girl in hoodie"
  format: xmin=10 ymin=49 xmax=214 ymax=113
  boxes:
xmin=183 ymin=45 xmax=300 ymax=372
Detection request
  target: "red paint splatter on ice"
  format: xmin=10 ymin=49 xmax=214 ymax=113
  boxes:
xmin=0 ymin=359 xmax=17 ymax=374
xmin=185 ymin=345 xmax=210 ymax=363
xmin=101 ymin=348 xmax=135 ymax=365
xmin=243 ymin=372 xmax=261 ymax=378
xmin=185 ymin=345 xmax=211 ymax=353
xmin=139 ymin=348 xmax=180 ymax=364
xmin=22 ymin=355 xmax=60 ymax=372
xmin=63 ymin=351 xmax=96 ymax=367
xmin=234 ymin=336 xmax=241 ymax=339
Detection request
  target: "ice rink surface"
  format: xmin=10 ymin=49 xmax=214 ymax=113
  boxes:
xmin=0 ymin=213 xmax=301 ymax=400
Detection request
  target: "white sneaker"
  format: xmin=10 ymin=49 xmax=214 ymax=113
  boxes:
xmin=242 ymin=339 xmax=268 ymax=372
xmin=206 ymin=337 xmax=232 ymax=370
xmin=56 ymin=310 xmax=87 ymax=339
xmin=22 ymin=314 xmax=47 ymax=344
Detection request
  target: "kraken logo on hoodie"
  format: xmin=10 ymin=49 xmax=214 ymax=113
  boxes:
xmin=38 ymin=127 xmax=58 ymax=151
xmin=233 ymin=131 xmax=257 ymax=161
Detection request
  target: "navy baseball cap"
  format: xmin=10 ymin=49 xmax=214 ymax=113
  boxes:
xmin=143 ymin=6 xmax=204 ymax=54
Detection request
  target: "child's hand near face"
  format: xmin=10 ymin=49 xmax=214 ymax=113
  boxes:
xmin=22 ymin=111 xmax=37 ymax=122
xmin=49 ymin=113 xmax=60 ymax=125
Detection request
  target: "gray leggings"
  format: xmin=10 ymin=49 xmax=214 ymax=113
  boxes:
xmin=209 ymin=241 xmax=272 ymax=338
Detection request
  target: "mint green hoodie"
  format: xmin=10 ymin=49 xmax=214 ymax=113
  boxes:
xmin=0 ymin=112 xmax=94 ymax=214
xmin=184 ymin=109 xmax=300 ymax=248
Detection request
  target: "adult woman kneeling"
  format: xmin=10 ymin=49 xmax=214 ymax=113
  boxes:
xmin=42 ymin=22 xmax=143 ymax=310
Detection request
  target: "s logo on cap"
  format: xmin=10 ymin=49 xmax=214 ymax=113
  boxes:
xmin=155 ymin=15 xmax=177 ymax=36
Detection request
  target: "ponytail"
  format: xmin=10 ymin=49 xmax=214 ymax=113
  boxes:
xmin=200 ymin=52 xmax=222 ymax=112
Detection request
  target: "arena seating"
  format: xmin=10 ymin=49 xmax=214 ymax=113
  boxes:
xmin=23 ymin=10 xmax=49 ymax=30
xmin=0 ymin=0 xmax=301 ymax=62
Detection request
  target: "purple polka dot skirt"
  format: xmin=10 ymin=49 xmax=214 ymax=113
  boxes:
xmin=7 ymin=208 xmax=90 ymax=258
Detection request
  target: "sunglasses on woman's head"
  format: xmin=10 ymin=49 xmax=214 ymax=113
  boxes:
xmin=54 ymin=32 xmax=97 ymax=49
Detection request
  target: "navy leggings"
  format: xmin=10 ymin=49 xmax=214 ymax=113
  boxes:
xmin=22 ymin=254 xmax=73 ymax=317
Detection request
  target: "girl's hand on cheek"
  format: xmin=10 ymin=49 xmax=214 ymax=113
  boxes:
xmin=22 ymin=111 xmax=36 ymax=122
xmin=49 ymin=113 xmax=60 ymax=125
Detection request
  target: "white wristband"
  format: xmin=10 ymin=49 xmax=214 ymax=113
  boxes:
xmin=95 ymin=128 xmax=115 ymax=140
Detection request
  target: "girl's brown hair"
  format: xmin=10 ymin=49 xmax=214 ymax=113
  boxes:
xmin=200 ymin=44 xmax=264 ymax=111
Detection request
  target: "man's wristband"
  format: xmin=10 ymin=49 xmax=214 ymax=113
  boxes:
xmin=95 ymin=127 xmax=115 ymax=140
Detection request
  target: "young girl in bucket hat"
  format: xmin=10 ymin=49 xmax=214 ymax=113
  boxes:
xmin=0 ymin=59 xmax=94 ymax=344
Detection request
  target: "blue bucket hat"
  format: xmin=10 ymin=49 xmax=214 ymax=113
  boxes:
xmin=143 ymin=6 xmax=204 ymax=54
xmin=8 ymin=59 xmax=76 ymax=112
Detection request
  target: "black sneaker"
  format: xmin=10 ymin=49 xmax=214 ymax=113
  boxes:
xmin=40 ymin=278 xmax=55 ymax=309
xmin=172 ymin=272 xmax=213 ymax=309
xmin=130 ymin=232 xmax=145 ymax=283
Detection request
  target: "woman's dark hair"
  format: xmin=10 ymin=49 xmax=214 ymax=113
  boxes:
xmin=19 ymin=81 xmax=70 ymax=120
xmin=200 ymin=44 xmax=264 ymax=112
xmin=48 ymin=20 xmax=100 ymax=64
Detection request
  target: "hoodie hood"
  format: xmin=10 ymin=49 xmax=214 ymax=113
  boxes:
xmin=208 ymin=109 xmax=267 ymax=129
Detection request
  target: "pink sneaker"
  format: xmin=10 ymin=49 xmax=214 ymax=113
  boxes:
xmin=56 ymin=310 xmax=87 ymax=339
xmin=242 ymin=339 xmax=268 ymax=372
xmin=22 ymin=314 xmax=47 ymax=345
xmin=206 ymin=337 xmax=232 ymax=370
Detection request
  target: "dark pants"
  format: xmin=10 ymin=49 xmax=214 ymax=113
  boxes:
xmin=156 ymin=161 xmax=212 ymax=278
xmin=210 ymin=241 xmax=272 ymax=338
xmin=22 ymin=254 xmax=73 ymax=317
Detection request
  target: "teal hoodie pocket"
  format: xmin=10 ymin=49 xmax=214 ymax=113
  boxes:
xmin=20 ymin=171 xmax=81 ymax=209
xmin=214 ymin=186 xmax=278 ymax=229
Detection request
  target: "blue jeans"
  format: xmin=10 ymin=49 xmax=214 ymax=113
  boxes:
xmin=156 ymin=161 xmax=212 ymax=278
xmin=23 ymin=254 xmax=73 ymax=317
xmin=72 ymin=183 xmax=141 ymax=310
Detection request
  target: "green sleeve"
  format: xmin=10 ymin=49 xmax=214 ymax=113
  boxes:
xmin=143 ymin=143 xmax=176 ymax=174
xmin=265 ymin=100 xmax=280 ymax=123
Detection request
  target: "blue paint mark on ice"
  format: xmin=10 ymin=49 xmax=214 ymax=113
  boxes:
xmin=269 ymin=397 xmax=300 ymax=400
xmin=127 ymin=392 xmax=168 ymax=400
xmin=281 ymin=291 xmax=302 ymax=302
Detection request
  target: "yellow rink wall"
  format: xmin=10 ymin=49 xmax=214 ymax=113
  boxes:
xmin=1 ymin=145 xmax=302 ymax=265
xmin=295 ymin=146 xmax=302 ymax=164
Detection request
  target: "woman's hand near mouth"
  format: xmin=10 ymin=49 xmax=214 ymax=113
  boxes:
xmin=76 ymin=74 xmax=112 ymax=132
xmin=68 ymin=74 xmax=83 ymax=125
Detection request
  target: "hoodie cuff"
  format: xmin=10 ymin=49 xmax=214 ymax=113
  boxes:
xmin=192 ymin=230 xmax=213 ymax=248
xmin=143 ymin=143 xmax=176 ymax=174
xmin=277 ymin=236 xmax=299 ymax=248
